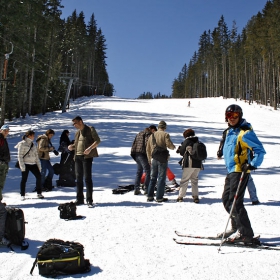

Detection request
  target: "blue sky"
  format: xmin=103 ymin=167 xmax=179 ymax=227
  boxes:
xmin=60 ymin=0 xmax=268 ymax=99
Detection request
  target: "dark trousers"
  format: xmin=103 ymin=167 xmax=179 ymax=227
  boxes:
xmin=222 ymin=172 xmax=254 ymax=237
xmin=134 ymin=153 xmax=150 ymax=189
xmin=20 ymin=164 xmax=42 ymax=196
xmin=75 ymin=155 xmax=93 ymax=203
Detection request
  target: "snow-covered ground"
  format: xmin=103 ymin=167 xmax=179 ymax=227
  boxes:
xmin=1 ymin=96 xmax=280 ymax=280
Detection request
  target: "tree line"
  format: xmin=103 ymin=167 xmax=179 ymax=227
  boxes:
xmin=0 ymin=0 xmax=113 ymax=125
xmin=172 ymin=0 xmax=280 ymax=110
xmin=138 ymin=92 xmax=170 ymax=99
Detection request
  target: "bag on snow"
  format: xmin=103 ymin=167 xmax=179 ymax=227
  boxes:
xmin=112 ymin=185 xmax=134 ymax=194
xmin=191 ymin=141 xmax=207 ymax=161
xmin=151 ymin=134 xmax=169 ymax=163
xmin=58 ymin=202 xmax=83 ymax=220
xmin=30 ymin=239 xmax=91 ymax=277
xmin=5 ymin=207 xmax=29 ymax=250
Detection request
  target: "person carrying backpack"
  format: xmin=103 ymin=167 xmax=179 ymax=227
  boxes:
xmin=146 ymin=121 xmax=176 ymax=202
xmin=176 ymin=129 xmax=203 ymax=203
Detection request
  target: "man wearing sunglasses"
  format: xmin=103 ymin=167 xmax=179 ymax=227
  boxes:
xmin=217 ymin=104 xmax=266 ymax=243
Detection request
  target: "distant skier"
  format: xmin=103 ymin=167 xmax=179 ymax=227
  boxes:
xmin=218 ymin=104 xmax=265 ymax=242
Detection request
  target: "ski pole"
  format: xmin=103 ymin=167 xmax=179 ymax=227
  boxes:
xmin=218 ymin=171 xmax=246 ymax=252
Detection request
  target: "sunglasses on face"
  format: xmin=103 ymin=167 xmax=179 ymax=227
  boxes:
xmin=226 ymin=112 xmax=240 ymax=119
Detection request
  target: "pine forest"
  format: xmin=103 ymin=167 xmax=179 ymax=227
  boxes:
xmin=172 ymin=0 xmax=280 ymax=110
xmin=1 ymin=1 xmax=280 ymax=126
xmin=0 ymin=0 xmax=113 ymax=125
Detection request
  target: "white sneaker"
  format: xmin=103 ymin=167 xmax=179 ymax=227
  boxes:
xmin=21 ymin=196 xmax=25 ymax=201
xmin=37 ymin=194 xmax=44 ymax=199
xmin=0 ymin=237 xmax=11 ymax=246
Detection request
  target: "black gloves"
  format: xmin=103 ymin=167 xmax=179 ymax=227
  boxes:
xmin=217 ymin=150 xmax=223 ymax=158
xmin=53 ymin=150 xmax=59 ymax=156
xmin=242 ymin=163 xmax=256 ymax=172
xmin=176 ymin=146 xmax=181 ymax=154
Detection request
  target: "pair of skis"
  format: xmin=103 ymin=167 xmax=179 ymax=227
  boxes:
xmin=174 ymin=231 xmax=280 ymax=251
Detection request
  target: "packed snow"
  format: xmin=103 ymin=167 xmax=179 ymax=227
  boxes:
xmin=0 ymin=96 xmax=280 ymax=280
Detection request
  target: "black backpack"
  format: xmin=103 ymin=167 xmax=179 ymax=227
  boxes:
xmin=191 ymin=141 xmax=207 ymax=161
xmin=58 ymin=202 xmax=83 ymax=220
xmin=5 ymin=207 xmax=29 ymax=250
xmin=30 ymin=239 xmax=91 ymax=277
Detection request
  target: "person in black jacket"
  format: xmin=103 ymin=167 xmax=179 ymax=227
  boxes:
xmin=176 ymin=129 xmax=202 ymax=203
xmin=0 ymin=125 xmax=10 ymax=202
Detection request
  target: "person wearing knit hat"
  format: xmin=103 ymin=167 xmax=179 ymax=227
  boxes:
xmin=146 ymin=120 xmax=176 ymax=202
xmin=0 ymin=124 xmax=11 ymax=202
xmin=158 ymin=121 xmax=166 ymax=129
xmin=176 ymin=128 xmax=202 ymax=203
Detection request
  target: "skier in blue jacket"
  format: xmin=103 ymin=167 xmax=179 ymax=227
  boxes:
xmin=218 ymin=104 xmax=266 ymax=242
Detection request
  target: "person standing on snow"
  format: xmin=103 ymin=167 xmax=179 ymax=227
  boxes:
xmin=68 ymin=116 xmax=101 ymax=207
xmin=0 ymin=125 xmax=10 ymax=202
xmin=15 ymin=130 xmax=44 ymax=200
xmin=36 ymin=129 xmax=58 ymax=191
xmin=218 ymin=104 xmax=265 ymax=242
xmin=130 ymin=127 xmax=153 ymax=195
xmin=146 ymin=121 xmax=175 ymax=202
xmin=217 ymin=125 xmax=260 ymax=205
xmin=176 ymin=129 xmax=203 ymax=203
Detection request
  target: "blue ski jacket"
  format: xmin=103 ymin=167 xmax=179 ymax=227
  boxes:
xmin=223 ymin=119 xmax=266 ymax=173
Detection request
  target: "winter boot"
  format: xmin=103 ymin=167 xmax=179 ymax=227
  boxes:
xmin=217 ymin=219 xmax=237 ymax=238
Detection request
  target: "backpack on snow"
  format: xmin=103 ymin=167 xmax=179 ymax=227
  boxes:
xmin=112 ymin=184 xmax=135 ymax=194
xmin=4 ymin=207 xmax=29 ymax=250
xmin=191 ymin=141 xmax=207 ymax=161
xmin=30 ymin=239 xmax=91 ymax=277
xmin=58 ymin=202 xmax=83 ymax=220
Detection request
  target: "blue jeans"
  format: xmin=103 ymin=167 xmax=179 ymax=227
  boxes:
xmin=147 ymin=159 xmax=167 ymax=200
xmin=247 ymin=174 xmax=258 ymax=202
xmin=134 ymin=153 xmax=150 ymax=189
xmin=40 ymin=159 xmax=54 ymax=187
xmin=75 ymin=155 xmax=93 ymax=203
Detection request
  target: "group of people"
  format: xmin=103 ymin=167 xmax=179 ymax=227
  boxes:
xmin=131 ymin=104 xmax=266 ymax=243
xmin=0 ymin=115 xmax=101 ymax=245
xmin=0 ymin=104 xmax=266 ymax=245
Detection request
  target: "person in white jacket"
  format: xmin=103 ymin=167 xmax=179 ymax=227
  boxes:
xmin=15 ymin=130 xmax=44 ymax=200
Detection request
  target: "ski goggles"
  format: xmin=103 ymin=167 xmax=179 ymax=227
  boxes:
xmin=226 ymin=111 xmax=240 ymax=119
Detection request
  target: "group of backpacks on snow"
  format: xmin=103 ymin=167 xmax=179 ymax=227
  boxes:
xmin=131 ymin=104 xmax=266 ymax=244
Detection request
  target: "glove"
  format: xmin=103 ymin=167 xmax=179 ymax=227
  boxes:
xmin=242 ymin=163 xmax=257 ymax=172
xmin=217 ymin=150 xmax=223 ymax=158
xmin=53 ymin=150 xmax=59 ymax=156
xmin=176 ymin=146 xmax=181 ymax=154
